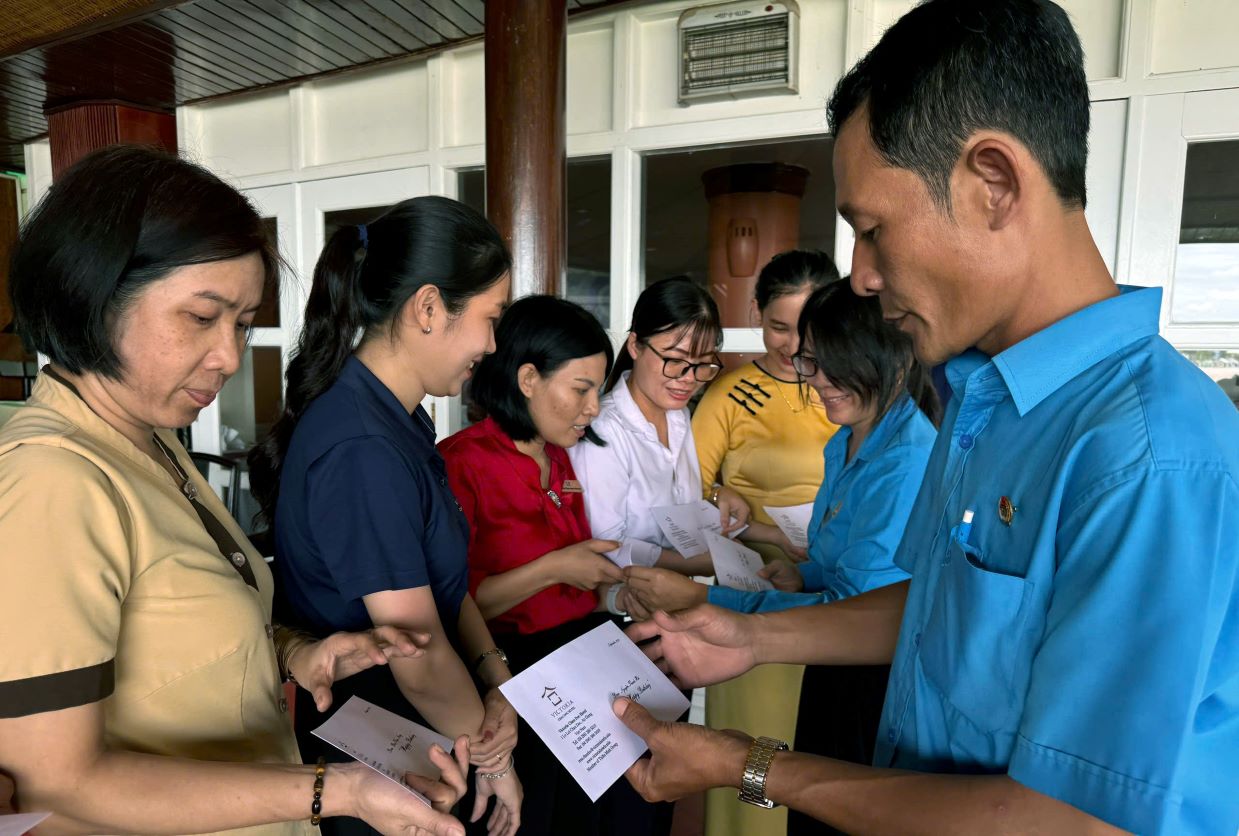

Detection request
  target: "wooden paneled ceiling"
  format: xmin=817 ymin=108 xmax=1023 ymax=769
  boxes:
xmin=0 ymin=0 xmax=627 ymax=172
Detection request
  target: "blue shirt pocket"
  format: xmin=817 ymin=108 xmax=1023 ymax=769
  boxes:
xmin=920 ymin=532 xmax=1036 ymax=743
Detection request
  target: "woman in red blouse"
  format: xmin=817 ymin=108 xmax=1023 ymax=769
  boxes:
xmin=439 ymin=295 xmax=669 ymax=835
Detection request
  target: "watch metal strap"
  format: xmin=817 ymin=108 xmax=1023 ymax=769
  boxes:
xmin=738 ymin=736 xmax=788 ymax=808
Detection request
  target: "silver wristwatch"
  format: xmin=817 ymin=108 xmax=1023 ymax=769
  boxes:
xmin=738 ymin=736 xmax=788 ymax=808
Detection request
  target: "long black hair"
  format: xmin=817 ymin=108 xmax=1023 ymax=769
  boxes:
xmin=798 ymin=280 xmax=941 ymax=426
xmin=754 ymin=249 xmax=840 ymax=310
xmin=605 ymin=276 xmax=722 ymax=392
xmin=249 ymin=195 xmax=510 ymax=524
xmin=469 ymin=295 xmax=614 ymax=445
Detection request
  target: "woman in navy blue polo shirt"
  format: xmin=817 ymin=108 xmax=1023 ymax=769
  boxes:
xmin=250 ymin=197 xmax=522 ymax=836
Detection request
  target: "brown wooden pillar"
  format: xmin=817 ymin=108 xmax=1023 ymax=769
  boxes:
xmin=46 ymin=100 xmax=176 ymax=178
xmin=484 ymin=0 xmax=567 ymax=297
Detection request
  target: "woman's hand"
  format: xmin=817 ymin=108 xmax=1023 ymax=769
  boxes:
xmin=287 ymin=627 xmax=431 ymax=713
xmin=545 ymin=539 xmax=624 ymax=590
xmin=713 ymin=486 xmax=751 ymax=534
xmin=617 ymin=584 xmax=653 ymax=621
xmin=470 ymin=688 xmax=518 ymax=767
xmin=410 ymin=737 xmax=471 ymax=812
xmin=472 ymin=767 xmax=522 ymax=836
xmin=775 ymin=530 xmax=809 ymax=563
xmin=342 ymin=745 xmax=469 ymax=836
xmin=625 ymin=566 xmax=709 ymax=613
xmin=758 ymin=558 xmax=804 ymax=592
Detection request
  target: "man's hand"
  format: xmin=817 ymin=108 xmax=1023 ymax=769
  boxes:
xmin=288 ymin=627 xmax=431 ymax=712
xmin=624 ymin=567 xmax=709 ymax=612
xmin=625 ymin=605 xmax=760 ymax=688
xmin=758 ymin=559 xmax=804 ymax=592
xmin=613 ymin=697 xmax=751 ymax=802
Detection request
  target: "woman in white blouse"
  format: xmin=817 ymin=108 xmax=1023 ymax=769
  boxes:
xmin=569 ymin=277 xmax=751 ymax=619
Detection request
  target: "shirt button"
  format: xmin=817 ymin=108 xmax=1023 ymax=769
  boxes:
xmin=265 ymin=624 xmax=274 ymax=639
xmin=887 ymin=728 xmax=897 ymax=743
xmin=913 ymin=631 xmax=921 ymax=647
xmin=230 ymin=552 xmax=248 ymax=567
xmin=439 ymin=477 xmax=447 ymax=487
xmin=279 ymin=697 xmax=288 ymax=713
xmin=958 ymin=434 xmax=974 ymax=449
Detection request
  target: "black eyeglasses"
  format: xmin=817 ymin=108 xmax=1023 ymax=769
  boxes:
xmin=640 ymin=340 xmax=723 ymax=382
xmin=791 ymin=353 xmax=819 ymax=379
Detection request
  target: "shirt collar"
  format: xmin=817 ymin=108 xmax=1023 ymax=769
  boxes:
xmin=476 ymin=415 xmax=570 ymax=470
xmin=828 ymin=393 xmax=918 ymax=471
xmin=609 ymin=370 xmax=689 ymax=450
xmin=948 ymin=285 xmax=1161 ymax=417
xmin=340 ymin=355 xmax=437 ymax=447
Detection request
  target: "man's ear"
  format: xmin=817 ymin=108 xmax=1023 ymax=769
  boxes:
xmin=962 ymin=137 xmax=1022 ymax=231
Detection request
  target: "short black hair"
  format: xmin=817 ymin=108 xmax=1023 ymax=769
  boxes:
xmin=827 ymin=0 xmax=1089 ymax=211
xmin=754 ymin=250 xmax=840 ymax=310
xmin=799 ymin=280 xmax=941 ymax=426
xmin=470 ymin=295 xmax=614 ymax=443
xmin=9 ymin=145 xmax=278 ymax=379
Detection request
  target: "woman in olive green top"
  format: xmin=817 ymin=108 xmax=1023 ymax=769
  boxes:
xmin=0 ymin=146 xmax=467 ymax=836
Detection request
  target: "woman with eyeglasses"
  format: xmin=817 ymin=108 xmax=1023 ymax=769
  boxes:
xmin=624 ymin=279 xmax=939 ymax=836
xmin=568 ymin=277 xmax=752 ymax=602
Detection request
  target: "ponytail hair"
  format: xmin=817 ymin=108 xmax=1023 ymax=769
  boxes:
xmin=797 ymin=279 xmax=941 ymax=427
xmin=605 ymin=276 xmax=722 ymax=393
xmin=249 ymin=196 xmax=510 ymax=525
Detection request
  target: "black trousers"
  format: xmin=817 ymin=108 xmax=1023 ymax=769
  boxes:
xmin=785 ymin=664 xmax=891 ymax=836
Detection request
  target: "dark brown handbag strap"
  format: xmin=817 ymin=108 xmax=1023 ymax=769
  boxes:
xmin=43 ymin=366 xmax=258 ymax=590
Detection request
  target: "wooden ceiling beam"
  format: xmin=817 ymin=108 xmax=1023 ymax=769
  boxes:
xmin=0 ymin=0 xmax=186 ymax=58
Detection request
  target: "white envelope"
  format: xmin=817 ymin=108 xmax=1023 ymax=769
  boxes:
xmin=704 ymin=530 xmax=774 ymax=592
xmin=312 ymin=696 xmax=455 ymax=806
xmin=0 ymin=813 xmax=50 ymax=836
xmin=651 ymin=499 xmax=747 ymax=558
xmin=499 ymin=621 xmax=690 ymax=801
xmin=763 ymin=502 xmax=815 ymax=549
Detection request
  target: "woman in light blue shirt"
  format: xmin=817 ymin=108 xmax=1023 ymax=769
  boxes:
xmin=626 ymin=280 xmax=938 ymax=836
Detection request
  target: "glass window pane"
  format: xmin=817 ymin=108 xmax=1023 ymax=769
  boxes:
xmin=642 ymin=137 xmax=835 ymax=330
xmin=455 ymin=160 xmax=612 ymax=324
xmin=253 ymin=217 xmax=280 ymax=328
xmin=566 ymin=157 xmax=612 ymax=325
xmin=459 ymin=168 xmax=485 ymax=215
xmin=219 ymin=346 xmax=283 ymax=452
xmin=1172 ymin=140 xmax=1239 ymax=323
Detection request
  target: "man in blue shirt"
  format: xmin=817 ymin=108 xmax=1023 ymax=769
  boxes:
xmin=611 ymin=1 xmax=1239 ymax=833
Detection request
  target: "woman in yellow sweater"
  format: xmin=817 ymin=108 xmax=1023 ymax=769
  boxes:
xmin=692 ymin=250 xmax=840 ymax=836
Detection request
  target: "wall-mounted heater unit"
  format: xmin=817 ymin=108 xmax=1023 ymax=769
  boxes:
xmin=678 ymin=1 xmax=799 ymax=105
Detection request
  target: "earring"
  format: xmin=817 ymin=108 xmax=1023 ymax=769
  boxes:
xmin=423 ymin=326 xmax=432 ymax=335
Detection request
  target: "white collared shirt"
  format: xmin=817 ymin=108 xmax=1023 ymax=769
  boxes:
xmin=568 ymin=371 xmax=704 ymax=566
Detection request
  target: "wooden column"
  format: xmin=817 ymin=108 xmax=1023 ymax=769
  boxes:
xmin=46 ymin=101 xmax=176 ymax=178
xmin=484 ymin=0 xmax=567 ymax=297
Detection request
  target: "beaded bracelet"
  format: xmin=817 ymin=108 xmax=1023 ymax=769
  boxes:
xmin=310 ymin=757 xmax=326 ymax=826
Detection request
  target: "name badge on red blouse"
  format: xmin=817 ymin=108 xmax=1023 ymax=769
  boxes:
xmin=561 ymin=479 xmax=584 ymax=494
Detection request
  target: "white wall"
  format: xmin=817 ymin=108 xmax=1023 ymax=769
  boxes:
xmin=161 ymin=0 xmax=1239 ymax=434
